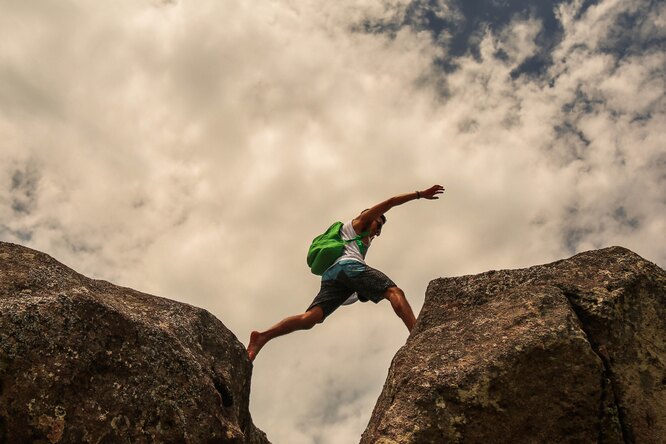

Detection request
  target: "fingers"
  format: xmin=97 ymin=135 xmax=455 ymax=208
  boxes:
xmin=423 ymin=184 xmax=445 ymax=199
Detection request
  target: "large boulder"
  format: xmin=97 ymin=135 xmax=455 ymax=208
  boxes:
xmin=361 ymin=247 xmax=666 ymax=443
xmin=0 ymin=241 xmax=269 ymax=443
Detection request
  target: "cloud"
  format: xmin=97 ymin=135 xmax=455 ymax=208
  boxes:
xmin=1 ymin=0 xmax=664 ymax=442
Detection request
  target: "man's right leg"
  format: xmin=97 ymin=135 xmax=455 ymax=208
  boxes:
xmin=384 ymin=286 xmax=416 ymax=332
xmin=247 ymin=306 xmax=324 ymax=362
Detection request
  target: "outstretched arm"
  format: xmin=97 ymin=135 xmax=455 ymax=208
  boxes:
xmin=354 ymin=185 xmax=445 ymax=231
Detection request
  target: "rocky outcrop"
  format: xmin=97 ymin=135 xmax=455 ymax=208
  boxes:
xmin=0 ymin=241 xmax=269 ymax=443
xmin=362 ymin=247 xmax=666 ymax=443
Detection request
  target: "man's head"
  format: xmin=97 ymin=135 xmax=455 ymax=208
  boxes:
xmin=374 ymin=215 xmax=386 ymax=236
xmin=361 ymin=209 xmax=387 ymax=236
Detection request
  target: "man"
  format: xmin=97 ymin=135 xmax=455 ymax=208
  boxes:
xmin=247 ymin=184 xmax=445 ymax=361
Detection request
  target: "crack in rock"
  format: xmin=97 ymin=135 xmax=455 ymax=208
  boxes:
xmin=561 ymin=288 xmax=629 ymax=444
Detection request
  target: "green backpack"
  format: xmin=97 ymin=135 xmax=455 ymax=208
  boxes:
xmin=307 ymin=222 xmax=369 ymax=275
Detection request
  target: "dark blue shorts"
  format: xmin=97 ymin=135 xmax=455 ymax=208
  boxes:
xmin=306 ymin=260 xmax=396 ymax=319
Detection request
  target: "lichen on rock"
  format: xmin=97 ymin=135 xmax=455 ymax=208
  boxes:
xmin=362 ymin=247 xmax=666 ymax=444
xmin=0 ymin=241 xmax=269 ymax=443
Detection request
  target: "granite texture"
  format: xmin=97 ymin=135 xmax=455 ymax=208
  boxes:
xmin=361 ymin=247 xmax=665 ymax=444
xmin=0 ymin=241 xmax=269 ymax=444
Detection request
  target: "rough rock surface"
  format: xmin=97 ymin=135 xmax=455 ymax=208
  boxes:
xmin=361 ymin=247 xmax=666 ymax=444
xmin=0 ymin=241 xmax=269 ymax=443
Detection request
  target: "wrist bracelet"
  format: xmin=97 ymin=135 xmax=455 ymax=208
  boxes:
xmin=416 ymin=191 xmax=421 ymax=199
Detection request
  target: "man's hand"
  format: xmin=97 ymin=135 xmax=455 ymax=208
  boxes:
xmin=419 ymin=185 xmax=445 ymax=200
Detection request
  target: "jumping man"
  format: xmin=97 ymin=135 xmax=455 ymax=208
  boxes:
xmin=247 ymin=184 xmax=445 ymax=361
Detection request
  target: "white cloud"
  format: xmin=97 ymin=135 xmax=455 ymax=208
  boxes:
xmin=1 ymin=0 xmax=664 ymax=442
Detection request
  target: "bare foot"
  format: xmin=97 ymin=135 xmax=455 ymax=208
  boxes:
xmin=247 ymin=331 xmax=266 ymax=362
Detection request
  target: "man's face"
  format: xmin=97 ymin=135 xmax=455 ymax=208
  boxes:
xmin=373 ymin=218 xmax=383 ymax=237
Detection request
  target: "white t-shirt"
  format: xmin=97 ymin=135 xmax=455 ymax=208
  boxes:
xmin=333 ymin=220 xmax=372 ymax=266
xmin=330 ymin=220 xmax=374 ymax=306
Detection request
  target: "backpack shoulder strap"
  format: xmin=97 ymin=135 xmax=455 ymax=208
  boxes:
xmin=341 ymin=223 xmax=369 ymax=243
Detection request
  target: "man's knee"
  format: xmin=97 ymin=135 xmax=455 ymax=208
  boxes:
xmin=302 ymin=307 xmax=324 ymax=328
xmin=384 ymin=286 xmax=405 ymax=303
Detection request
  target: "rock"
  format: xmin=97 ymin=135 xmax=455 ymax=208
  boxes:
xmin=0 ymin=241 xmax=269 ymax=444
xmin=361 ymin=247 xmax=666 ymax=444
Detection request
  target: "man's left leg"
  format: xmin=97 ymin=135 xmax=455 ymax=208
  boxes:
xmin=247 ymin=306 xmax=324 ymax=362
xmin=384 ymin=286 xmax=416 ymax=332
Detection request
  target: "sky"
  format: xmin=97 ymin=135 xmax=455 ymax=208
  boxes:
xmin=1 ymin=0 xmax=664 ymax=442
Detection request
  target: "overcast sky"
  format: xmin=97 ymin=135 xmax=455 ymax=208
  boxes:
xmin=1 ymin=0 xmax=664 ymax=442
